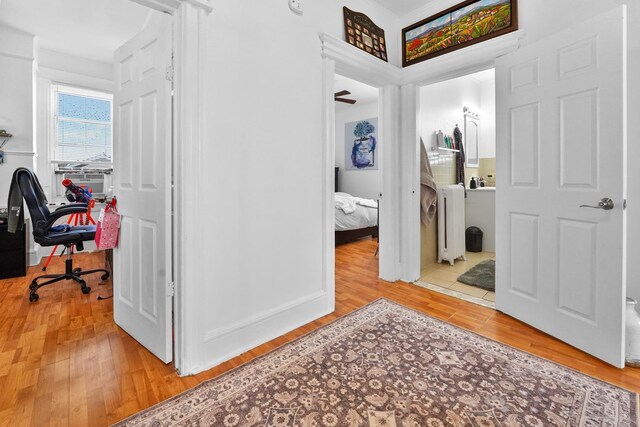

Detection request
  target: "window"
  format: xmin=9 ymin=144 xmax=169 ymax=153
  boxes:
xmin=53 ymin=85 xmax=113 ymax=164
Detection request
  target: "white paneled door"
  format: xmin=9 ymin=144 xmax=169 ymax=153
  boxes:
xmin=495 ymin=6 xmax=627 ymax=367
xmin=113 ymin=14 xmax=173 ymax=363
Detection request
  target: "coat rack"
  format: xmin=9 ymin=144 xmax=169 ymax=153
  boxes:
xmin=0 ymin=130 xmax=13 ymax=165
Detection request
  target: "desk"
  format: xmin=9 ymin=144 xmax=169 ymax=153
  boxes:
xmin=0 ymin=221 xmax=27 ymax=279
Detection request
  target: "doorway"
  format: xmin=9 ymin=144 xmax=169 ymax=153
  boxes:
xmin=415 ymin=68 xmax=497 ymax=308
xmin=0 ymin=0 xmax=177 ymax=367
xmin=333 ymin=74 xmax=381 ymax=278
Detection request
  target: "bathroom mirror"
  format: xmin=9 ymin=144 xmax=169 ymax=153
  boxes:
xmin=464 ymin=109 xmax=480 ymax=168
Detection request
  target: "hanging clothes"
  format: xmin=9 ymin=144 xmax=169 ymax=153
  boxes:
xmin=454 ymin=125 xmax=466 ymax=191
xmin=420 ymin=138 xmax=437 ymax=225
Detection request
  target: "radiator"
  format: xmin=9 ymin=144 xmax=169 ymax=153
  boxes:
xmin=437 ymin=184 xmax=467 ymax=265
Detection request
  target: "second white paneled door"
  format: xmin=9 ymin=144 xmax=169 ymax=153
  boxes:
xmin=495 ymin=7 xmax=628 ymax=367
xmin=113 ymin=13 xmax=173 ymax=364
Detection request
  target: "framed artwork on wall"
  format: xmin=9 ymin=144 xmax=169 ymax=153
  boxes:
xmin=343 ymin=7 xmax=388 ymax=62
xmin=345 ymin=118 xmax=378 ymax=170
xmin=402 ymin=0 xmax=518 ymax=67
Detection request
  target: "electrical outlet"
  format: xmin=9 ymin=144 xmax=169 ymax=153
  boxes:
xmin=288 ymin=0 xmax=303 ymax=15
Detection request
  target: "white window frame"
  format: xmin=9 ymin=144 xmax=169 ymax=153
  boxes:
xmin=51 ymin=84 xmax=114 ymax=167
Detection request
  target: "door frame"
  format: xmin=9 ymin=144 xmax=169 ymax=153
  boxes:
xmin=126 ymin=0 xmax=212 ymax=375
xmin=320 ymin=32 xmax=521 ymax=288
xmin=320 ymin=34 xmax=401 ymax=290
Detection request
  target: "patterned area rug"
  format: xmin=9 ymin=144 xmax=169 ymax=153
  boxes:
xmin=458 ymin=260 xmax=495 ymax=292
xmin=115 ymin=299 xmax=638 ymax=426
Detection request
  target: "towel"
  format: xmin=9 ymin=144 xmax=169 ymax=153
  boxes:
xmin=454 ymin=125 xmax=466 ymax=190
xmin=420 ymin=138 xmax=438 ymax=225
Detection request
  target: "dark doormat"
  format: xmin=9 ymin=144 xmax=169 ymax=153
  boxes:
xmin=457 ymin=259 xmax=495 ymax=292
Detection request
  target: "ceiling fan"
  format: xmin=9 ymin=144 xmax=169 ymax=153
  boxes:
xmin=335 ymin=90 xmax=357 ymax=104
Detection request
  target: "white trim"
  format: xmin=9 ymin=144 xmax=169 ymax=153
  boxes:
xmin=318 ymin=31 xmax=522 ymax=87
xmin=399 ymin=84 xmax=420 ymax=283
xmin=1 ymin=151 xmax=37 ymax=157
xmin=320 ymin=33 xmax=402 ymax=283
xmin=401 ymin=31 xmax=523 ymax=86
xmin=172 ymin=0 xmax=207 ymax=375
xmin=319 ymin=29 xmax=522 ymax=284
xmin=0 ymin=51 xmax=34 ymax=62
xmin=51 ymin=83 xmax=113 ymax=164
xmin=37 ymin=66 xmax=113 ymax=93
xmin=53 ymin=84 xmax=113 ymax=100
xmin=187 ymin=292 xmax=330 ymax=375
xmin=204 ymin=291 xmax=327 ymax=342
xmin=320 ymin=33 xmax=400 ymax=87
xmin=378 ymin=85 xmax=401 ymax=281
xmin=130 ymin=0 xmax=212 ymax=14
xmin=321 ymin=57 xmax=336 ymax=312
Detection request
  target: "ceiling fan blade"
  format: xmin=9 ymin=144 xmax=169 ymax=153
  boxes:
xmin=334 ymin=90 xmax=351 ymax=97
xmin=335 ymin=98 xmax=357 ymax=104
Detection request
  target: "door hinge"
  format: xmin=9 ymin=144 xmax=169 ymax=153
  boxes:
xmin=165 ymin=64 xmax=174 ymax=83
xmin=624 ymin=199 xmax=627 ymax=210
xmin=167 ymin=281 xmax=175 ymax=297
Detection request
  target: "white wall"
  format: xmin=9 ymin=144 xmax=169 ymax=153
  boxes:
xmin=37 ymin=48 xmax=113 ymax=82
xmin=0 ymin=26 xmax=114 ymax=265
xmin=34 ymin=48 xmax=113 ymax=201
xmin=31 ymin=48 xmax=114 ymax=264
xmin=335 ymin=101 xmax=380 ymax=199
xmin=419 ymin=74 xmax=481 ymax=154
xmin=183 ymin=0 xmax=399 ymax=373
xmin=419 ymin=72 xmax=495 ymax=160
xmin=479 ymin=79 xmax=495 ymax=159
xmin=0 ymin=25 xmax=36 ymax=206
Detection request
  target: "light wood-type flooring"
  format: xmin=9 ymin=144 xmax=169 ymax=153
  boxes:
xmin=0 ymin=238 xmax=638 ymax=426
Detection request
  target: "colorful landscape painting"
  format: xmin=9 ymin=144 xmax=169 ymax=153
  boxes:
xmin=403 ymin=0 xmax=516 ymax=66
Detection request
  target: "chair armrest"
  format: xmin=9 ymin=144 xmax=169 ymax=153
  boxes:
xmin=42 ymin=204 xmax=88 ymax=232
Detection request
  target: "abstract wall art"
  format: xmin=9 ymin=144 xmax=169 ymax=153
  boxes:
xmin=345 ymin=118 xmax=378 ymax=170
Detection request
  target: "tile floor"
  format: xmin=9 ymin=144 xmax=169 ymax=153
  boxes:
xmin=419 ymin=251 xmax=496 ymax=303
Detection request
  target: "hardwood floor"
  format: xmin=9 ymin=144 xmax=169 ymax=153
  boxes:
xmin=0 ymin=239 xmax=638 ymax=426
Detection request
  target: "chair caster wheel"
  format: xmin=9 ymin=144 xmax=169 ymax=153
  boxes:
xmin=74 ymin=268 xmax=82 ymax=274
xmin=81 ymin=287 xmax=91 ymax=295
xmin=30 ymin=293 xmax=39 ymax=302
xmin=101 ymin=273 xmax=110 ymax=281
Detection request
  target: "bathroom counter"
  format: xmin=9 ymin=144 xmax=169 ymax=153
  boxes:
xmin=468 ymin=187 xmax=495 ymax=192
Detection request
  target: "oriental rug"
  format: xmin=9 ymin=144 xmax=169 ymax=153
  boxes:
xmin=115 ymin=299 xmax=638 ymax=426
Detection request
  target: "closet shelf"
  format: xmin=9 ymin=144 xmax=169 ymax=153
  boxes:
xmin=436 ymin=147 xmax=460 ymax=153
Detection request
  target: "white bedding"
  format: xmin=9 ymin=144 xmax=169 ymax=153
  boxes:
xmin=335 ymin=193 xmax=378 ymax=231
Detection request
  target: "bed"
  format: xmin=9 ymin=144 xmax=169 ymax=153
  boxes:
xmin=334 ymin=167 xmax=379 ymax=245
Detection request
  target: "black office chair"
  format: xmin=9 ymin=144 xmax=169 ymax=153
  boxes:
xmin=11 ymin=168 xmax=110 ymax=302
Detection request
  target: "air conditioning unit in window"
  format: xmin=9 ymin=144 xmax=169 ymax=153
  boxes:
xmin=54 ymin=170 xmax=112 ymax=200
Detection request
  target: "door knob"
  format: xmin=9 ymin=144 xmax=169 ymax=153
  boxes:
xmin=580 ymin=198 xmax=614 ymax=210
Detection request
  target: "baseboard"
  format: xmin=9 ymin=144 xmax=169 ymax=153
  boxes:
xmin=185 ymin=290 xmax=331 ymax=376
xmin=31 ymin=240 xmax=100 ymax=267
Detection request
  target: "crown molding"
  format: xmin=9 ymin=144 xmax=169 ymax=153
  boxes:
xmin=319 ymin=33 xmax=401 ymax=87
xmin=130 ymin=0 xmax=212 ymax=15
xmin=400 ymin=30 xmax=524 ymax=86
xmin=320 ymin=30 xmax=523 ymax=88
